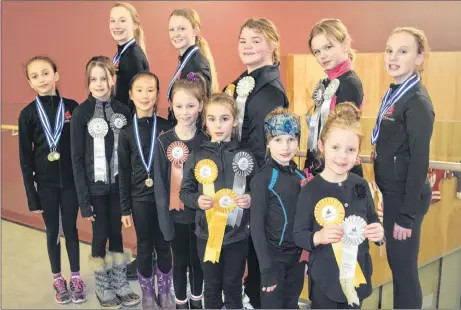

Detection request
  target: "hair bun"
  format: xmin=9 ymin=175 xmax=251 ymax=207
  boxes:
xmin=333 ymin=102 xmax=361 ymax=122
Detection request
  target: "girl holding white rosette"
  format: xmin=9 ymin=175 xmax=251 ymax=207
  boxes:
xmin=71 ymin=56 xmax=139 ymax=309
xmin=154 ymin=72 xmax=210 ymax=309
xmin=224 ymin=18 xmax=288 ymax=308
xmin=180 ymin=93 xmax=255 ymax=309
xmin=293 ymin=103 xmax=384 ymax=309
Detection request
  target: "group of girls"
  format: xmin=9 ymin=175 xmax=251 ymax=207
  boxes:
xmin=18 ymin=1 xmax=434 ymax=309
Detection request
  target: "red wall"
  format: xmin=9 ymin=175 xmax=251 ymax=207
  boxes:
xmin=2 ymin=1 xmax=461 ymax=248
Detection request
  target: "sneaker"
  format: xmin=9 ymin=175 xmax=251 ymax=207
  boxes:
xmin=53 ymin=278 xmax=72 ymax=304
xmin=70 ymin=277 xmax=87 ymax=304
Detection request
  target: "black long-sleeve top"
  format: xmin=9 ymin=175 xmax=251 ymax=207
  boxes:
xmin=293 ymin=173 xmax=381 ymax=303
xmin=226 ymin=63 xmax=289 ymax=167
xmin=154 ymin=128 xmax=209 ymax=241
xmin=179 ymin=140 xmax=256 ymax=245
xmin=118 ymin=115 xmax=172 ymax=216
xmin=374 ymin=81 xmax=434 ymax=229
xmin=114 ymin=41 xmax=149 ymax=110
xmin=18 ymin=94 xmax=78 ymax=211
xmin=70 ymin=95 xmax=130 ymax=217
xmin=249 ymin=157 xmax=305 ymax=285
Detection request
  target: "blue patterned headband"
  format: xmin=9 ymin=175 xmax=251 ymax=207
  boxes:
xmin=264 ymin=114 xmax=301 ymax=139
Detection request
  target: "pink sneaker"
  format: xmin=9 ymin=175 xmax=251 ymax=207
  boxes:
xmin=69 ymin=277 xmax=87 ymax=304
xmin=53 ymin=278 xmax=71 ymax=304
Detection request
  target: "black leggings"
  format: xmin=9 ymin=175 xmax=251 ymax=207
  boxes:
xmin=37 ymin=185 xmax=80 ymax=274
xmin=171 ymin=223 xmax=204 ymax=301
xmin=197 ymin=238 xmax=248 ymax=309
xmin=132 ymin=200 xmax=172 ymax=278
xmin=91 ymin=193 xmax=124 ymax=258
xmin=383 ymin=190 xmax=431 ymax=309
xmin=244 ymin=236 xmax=261 ymax=308
xmin=310 ymin=279 xmax=362 ymax=309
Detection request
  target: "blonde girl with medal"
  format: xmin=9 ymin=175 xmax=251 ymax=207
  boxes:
xmin=293 ymin=103 xmax=384 ymax=309
xmin=180 ymin=93 xmax=254 ymax=309
xmin=304 ymin=19 xmax=364 ymax=179
xmin=154 ymin=72 xmax=209 ymax=309
xmin=18 ymin=56 xmax=86 ymax=304
xmin=118 ymin=71 xmax=175 ymax=309
xmin=71 ymin=56 xmax=139 ymax=309
xmin=372 ymin=27 xmax=434 ymax=309
xmin=249 ymin=107 xmax=307 ymax=309
xmin=110 ymin=2 xmax=149 ymax=113
xmin=167 ymin=8 xmax=219 ymax=124
xmin=223 ymin=18 xmax=288 ymax=308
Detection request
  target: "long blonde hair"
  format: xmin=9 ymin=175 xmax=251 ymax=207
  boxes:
xmin=170 ymin=8 xmax=219 ymax=93
xmin=309 ymin=18 xmax=355 ymax=62
xmin=240 ymin=18 xmax=281 ymax=64
xmin=112 ymin=2 xmax=147 ymax=55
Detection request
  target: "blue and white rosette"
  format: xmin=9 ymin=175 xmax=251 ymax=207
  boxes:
xmin=235 ymin=77 xmax=255 ymax=141
xmin=340 ymin=215 xmax=367 ymax=306
xmin=228 ymin=152 xmax=254 ymax=227
xmin=88 ymin=118 xmax=109 ymax=183
xmin=109 ymin=113 xmax=127 ymax=182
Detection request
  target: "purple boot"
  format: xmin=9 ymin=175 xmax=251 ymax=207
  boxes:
xmin=138 ymin=271 xmax=160 ymax=309
xmin=155 ymin=268 xmax=175 ymax=309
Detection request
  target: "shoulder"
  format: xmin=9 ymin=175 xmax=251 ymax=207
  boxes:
xmin=157 ymin=116 xmax=173 ymax=134
xmin=112 ymin=99 xmax=131 ymax=116
xmin=338 ymin=71 xmax=363 ymax=90
xmin=348 ymin=173 xmax=368 ymax=187
xmin=127 ymin=44 xmax=148 ymax=61
xmin=19 ymin=101 xmax=36 ymax=119
xmin=120 ymin=121 xmax=133 ymax=138
xmin=251 ymin=164 xmax=272 ymax=184
xmin=62 ymin=98 xmax=79 ymax=110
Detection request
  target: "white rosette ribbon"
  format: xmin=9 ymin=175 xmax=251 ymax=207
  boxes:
xmin=109 ymin=113 xmax=127 ymax=181
xmin=228 ymin=152 xmax=254 ymax=227
xmin=235 ymin=76 xmax=256 ymax=141
xmin=88 ymin=118 xmax=109 ymax=183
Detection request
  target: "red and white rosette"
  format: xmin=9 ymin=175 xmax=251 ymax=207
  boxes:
xmin=167 ymin=141 xmax=189 ymax=211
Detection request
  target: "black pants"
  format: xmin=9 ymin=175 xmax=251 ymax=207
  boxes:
xmin=37 ymin=185 xmax=80 ymax=274
xmin=197 ymin=238 xmax=248 ymax=309
xmin=132 ymin=200 xmax=172 ymax=278
xmin=91 ymin=193 xmax=124 ymax=258
xmin=171 ymin=222 xmax=203 ymax=301
xmin=244 ymin=236 xmax=261 ymax=308
xmin=382 ymin=190 xmax=431 ymax=309
xmin=310 ymin=280 xmax=362 ymax=309
xmin=261 ymin=253 xmax=305 ymax=309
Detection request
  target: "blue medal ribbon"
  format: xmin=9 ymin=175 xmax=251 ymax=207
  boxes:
xmin=113 ymin=38 xmax=136 ymax=66
xmin=133 ymin=114 xmax=157 ymax=177
xmin=371 ymin=74 xmax=420 ymax=145
xmin=35 ymin=96 xmax=65 ymax=151
xmin=167 ymin=45 xmax=199 ymax=100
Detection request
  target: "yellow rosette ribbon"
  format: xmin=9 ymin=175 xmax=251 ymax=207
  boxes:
xmin=203 ymin=189 xmax=237 ymax=263
xmin=195 ymin=159 xmax=218 ymax=223
xmin=314 ymin=198 xmax=367 ymax=288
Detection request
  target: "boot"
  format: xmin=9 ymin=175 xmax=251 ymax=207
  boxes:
xmin=126 ymin=258 xmax=138 ymax=281
xmin=189 ymin=296 xmax=203 ymax=309
xmin=138 ymin=271 xmax=161 ymax=309
xmin=155 ymin=267 xmax=176 ymax=309
xmin=110 ymin=251 xmax=141 ymax=307
xmin=89 ymin=255 xmax=121 ymax=309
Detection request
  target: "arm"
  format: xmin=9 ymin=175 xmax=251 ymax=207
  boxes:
xmin=118 ymin=128 xmax=132 ymax=216
xmin=70 ymin=107 xmax=92 ymax=217
xmin=250 ymin=175 xmax=277 ymax=287
xmin=364 ymin=183 xmax=385 ymax=246
xmin=18 ymin=109 xmax=41 ymax=211
xmin=154 ymin=138 xmax=175 ymax=241
xmin=398 ymin=98 xmax=435 ymax=229
xmin=179 ymin=151 xmax=201 ymax=210
xmin=293 ymin=188 xmax=317 ymax=252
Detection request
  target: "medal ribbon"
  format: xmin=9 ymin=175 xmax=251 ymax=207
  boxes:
xmin=371 ymin=74 xmax=420 ymax=145
xmin=133 ymin=114 xmax=157 ymax=178
xmin=112 ymin=38 xmax=136 ymax=66
xmin=167 ymin=46 xmax=199 ymax=100
xmin=35 ymin=96 xmax=65 ymax=151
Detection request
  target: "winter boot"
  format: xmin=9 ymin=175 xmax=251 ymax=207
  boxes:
xmin=155 ymin=267 xmax=176 ymax=309
xmin=89 ymin=255 xmax=121 ymax=309
xmin=138 ymin=271 xmax=161 ymax=309
xmin=110 ymin=250 xmax=141 ymax=307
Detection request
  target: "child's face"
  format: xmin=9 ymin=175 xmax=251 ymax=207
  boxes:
xmin=27 ymin=60 xmax=59 ymax=96
xmin=385 ymin=31 xmax=423 ymax=83
xmin=89 ymin=66 xmax=114 ymax=101
xmin=238 ymin=27 xmax=273 ymax=68
xmin=172 ymin=89 xmax=202 ymax=128
xmin=311 ymin=33 xmax=349 ymax=70
xmin=129 ymin=76 xmax=158 ymax=114
xmin=205 ymin=103 xmax=237 ymax=143
xmin=268 ymin=135 xmax=298 ymax=165
xmin=319 ymin=127 xmax=359 ymax=177
xmin=169 ymin=15 xmax=196 ymax=53
xmin=110 ymin=6 xmax=136 ymax=44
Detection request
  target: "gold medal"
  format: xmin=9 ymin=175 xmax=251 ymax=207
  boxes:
xmin=47 ymin=152 xmax=55 ymax=162
xmin=53 ymin=152 xmax=60 ymax=161
xmin=145 ymin=178 xmax=154 ymax=188
xmin=314 ymin=197 xmax=345 ymax=227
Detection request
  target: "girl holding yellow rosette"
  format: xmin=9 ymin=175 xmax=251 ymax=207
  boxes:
xmin=293 ymin=103 xmax=384 ymax=309
xmin=154 ymin=73 xmax=209 ymax=309
xmin=180 ymin=93 xmax=255 ymax=309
